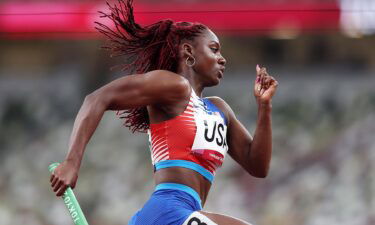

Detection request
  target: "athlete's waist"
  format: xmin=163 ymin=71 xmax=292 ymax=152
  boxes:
xmin=154 ymin=160 xmax=215 ymax=182
xmin=154 ymin=183 xmax=203 ymax=209
xmin=154 ymin=165 xmax=211 ymax=206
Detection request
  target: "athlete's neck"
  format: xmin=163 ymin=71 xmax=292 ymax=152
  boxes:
xmin=177 ymin=68 xmax=204 ymax=98
xmin=184 ymin=75 xmax=204 ymax=98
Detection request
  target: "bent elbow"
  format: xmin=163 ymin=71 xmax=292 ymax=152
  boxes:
xmin=83 ymin=93 xmax=97 ymax=107
xmin=84 ymin=92 xmax=107 ymax=110
xmin=248 ymin=167 xmax=269 ymax=178
xmin=253 ymin=172 xmax=268 ymax=178
xmin=84 ymin=93 xmax=94 ymax=103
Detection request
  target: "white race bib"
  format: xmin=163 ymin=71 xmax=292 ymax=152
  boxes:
xmin=191 ymin=110 xmax=228 ymax=166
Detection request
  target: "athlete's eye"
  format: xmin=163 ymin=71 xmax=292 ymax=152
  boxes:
xmin=210 ymin=47 xmax=219 ymax=53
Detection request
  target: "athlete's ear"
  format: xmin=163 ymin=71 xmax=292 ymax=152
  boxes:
xmin=180 ymin=42 xmax=195 ymax=59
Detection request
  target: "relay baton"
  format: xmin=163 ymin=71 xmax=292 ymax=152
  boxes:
xmin=49 ymin=162 xmax=89 ymax=225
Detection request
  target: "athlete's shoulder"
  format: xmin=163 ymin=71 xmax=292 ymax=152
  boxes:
xmin=205 ymin=96 xmax=229 ymax=110
xmin=205 ymin=96 xmax=236 ymax=122
xmin=146 ymin=70 xmax=189 ymax=85
xmin=145 ymin=70 xmax=191 ymax=99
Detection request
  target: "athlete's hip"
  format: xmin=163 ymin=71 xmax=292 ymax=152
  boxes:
xmin=128 ymin=183 xmax=203 ymax=225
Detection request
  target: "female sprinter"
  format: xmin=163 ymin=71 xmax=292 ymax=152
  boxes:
xmin=50 ymin=0 xmax=278 ymax=224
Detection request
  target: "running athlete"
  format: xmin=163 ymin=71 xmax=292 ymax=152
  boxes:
xmin=50 ymin=0 xmax=278 ymax=224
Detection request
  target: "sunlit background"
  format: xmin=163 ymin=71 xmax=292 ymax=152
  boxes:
xmin=0 ymin=0 xmax=374 ymax=225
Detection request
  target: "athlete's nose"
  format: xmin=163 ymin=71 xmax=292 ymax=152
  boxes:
xmin=218 ymin=55 xmax=226 ymax=66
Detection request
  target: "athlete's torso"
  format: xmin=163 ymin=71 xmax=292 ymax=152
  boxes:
xmin=147 ymin=89 xmax=229 ymax=204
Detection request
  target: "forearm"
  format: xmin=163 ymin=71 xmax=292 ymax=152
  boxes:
xmin=248 ymin=102 xmax=273 ymax=177
xmin=65 ymin=94 xmax=107 ymax=169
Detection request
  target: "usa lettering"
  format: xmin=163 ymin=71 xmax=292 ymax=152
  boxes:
xmin=204 ymin=120 xmax=227 ymax=148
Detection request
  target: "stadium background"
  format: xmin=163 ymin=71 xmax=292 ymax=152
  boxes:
xmin=0 ymin=0 xmax=374 ymax=224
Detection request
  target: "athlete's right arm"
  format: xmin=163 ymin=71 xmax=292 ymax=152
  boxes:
xmin=50 ymin=70 xmax=190 ymax=196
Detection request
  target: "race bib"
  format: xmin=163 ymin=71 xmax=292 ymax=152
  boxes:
xmin=182 ymin=212 xmax=218 ymax=225
xmin=191 ymin=111 xmax=228 ymax=167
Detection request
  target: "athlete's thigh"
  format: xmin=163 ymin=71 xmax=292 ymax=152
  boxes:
xmin=182 ymin=211 xmax=252 ymax=225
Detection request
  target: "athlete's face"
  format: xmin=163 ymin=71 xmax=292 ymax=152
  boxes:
xmin=192 ymin=29 xmax=226 ymax=86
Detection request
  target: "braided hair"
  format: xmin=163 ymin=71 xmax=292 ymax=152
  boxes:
xmin=95 ymin=0 xmax=207 ymax=133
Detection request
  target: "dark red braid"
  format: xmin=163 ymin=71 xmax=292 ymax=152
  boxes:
xmin=95 ymin=0 xmax=207 ymax=133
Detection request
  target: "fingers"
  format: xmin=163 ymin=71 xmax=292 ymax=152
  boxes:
xmin=263 ymin=75 xmax=274 ymax=89
xmin=255 ymin=65 xmax=268 ymax=91
xmin=51 ymin=176 xmax=59 ymax=187
xmin=53 ymin=180 xmax=62 ymax=192
xmin=257 ymin=65 xmax=277 ymax=88
xmin=50 ymin=174 xmax=69 ymax=197
xmin=71 ymin=180 xmax=77 ymax=189
xmin=270 ymin=77 xmax=279 ymax=88
xmin=261 ymin=72 xmax=267 ymax=87
xmin=56 ymin=184 xmax=68 ymax=197
xmin=255 ymin=64 xmax=266 ymax=78
xmin=254 ymin=64 xmax=279 ymax=100
xmin=52 ymin=179 xmax=69 ymax=197
xmin=256 ymin=64 xmax=261 ymax=75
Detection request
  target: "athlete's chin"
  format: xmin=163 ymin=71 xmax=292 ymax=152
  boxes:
xmin=213 ymin=74 xmax=223 ymax=85
xmin=206 ymin=78 xmax=220 ymax=87
xmin=202 ymin=73 xmax=222 ymax=87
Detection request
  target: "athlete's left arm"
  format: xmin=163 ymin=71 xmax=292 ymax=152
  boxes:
xmin=212 ymin=65 xmax=278 ymax=178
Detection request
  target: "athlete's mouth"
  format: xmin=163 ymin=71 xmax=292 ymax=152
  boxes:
xmin=218 ymin=70 xmax=223 ymax=78
xmin=218 ymin=67 xmax=225 ymax=78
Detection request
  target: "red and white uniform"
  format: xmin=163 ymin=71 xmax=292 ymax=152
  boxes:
xmin=148 ymin=90 xmax=228 ymax=179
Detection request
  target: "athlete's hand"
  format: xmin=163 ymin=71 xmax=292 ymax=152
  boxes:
xmin=254 ymin=65 xmax=278 ymax=104
xmin=50 ymin=160 xmax=79 ymax=197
